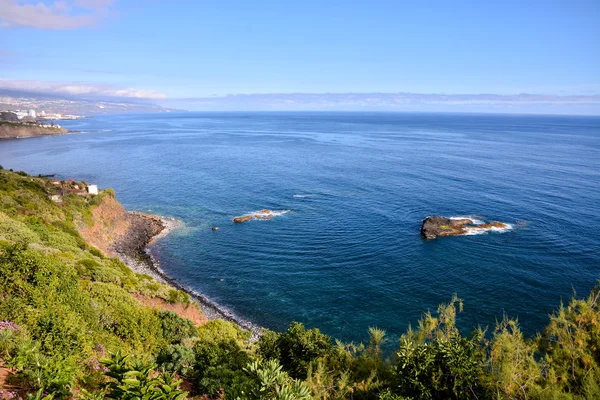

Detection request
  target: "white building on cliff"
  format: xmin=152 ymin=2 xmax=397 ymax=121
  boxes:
xmin=87 ymin=184 xmax=98 ymax=195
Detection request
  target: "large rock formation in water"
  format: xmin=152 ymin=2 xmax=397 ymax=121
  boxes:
xmin=420 ymin=216 xmax=508 ymax=239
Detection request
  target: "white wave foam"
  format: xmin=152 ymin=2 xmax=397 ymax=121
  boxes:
xmin=449 ymin=216 xmax=484 ymax=225
xmin=248 ymin=209 xmax=291 ymax=218
xmin=293 ymin=194 xmax=313 ymax=198
xmin=463 ymin=223 xmax=513 ymax=236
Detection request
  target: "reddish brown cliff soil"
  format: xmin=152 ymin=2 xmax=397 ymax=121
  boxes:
xmin=79 ymin=195 xmax=131 ymax=257
xmin=133 ymin=295 xmax=208 ymax=326
xmin=79 ymin=195 xmax=164 ymax=259
xmin=78 ymin=195 xmax=206 ymax=326
xmin=0 ymin=366 xmax=23 ymax=398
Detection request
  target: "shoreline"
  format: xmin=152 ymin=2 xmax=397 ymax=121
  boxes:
xmin=115 ymin=212 xmax=262 ymax=337
xmin=0 ymin=121 xmax=69 ymax=140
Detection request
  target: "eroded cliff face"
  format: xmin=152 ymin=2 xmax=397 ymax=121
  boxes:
xmin=79 ymin=195 xmax=130 ymax=256
xmin=79 ymin=195 xmax=164 ymax=259
xmin=0 ymin=124 xmax=68 ymax=139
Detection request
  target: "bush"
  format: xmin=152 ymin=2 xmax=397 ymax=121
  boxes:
xmin=244 ymin=359 xmax=312 ymax=400
xmin=259 ymin=322 xmax=334 ymax=379
xmin=193 ymin=321 xmax=252 ymax=396
xmin=157 ymin=344 xmax=196 ymax=377
xmin=390 ymin=297 xmax=486 ymax=400
xmin=101 ymin=352 xmax=187 ymax=399
xmin=3 ymin=329 xmax=75 ymax=398
xmin=157 ymin=310 xmax=198 ymax=344
xmin=539 ymin=285 xmax=600 ymax=398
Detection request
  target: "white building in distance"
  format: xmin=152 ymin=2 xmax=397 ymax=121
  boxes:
xmin=28 ymin=109 xmax=36 ymax=118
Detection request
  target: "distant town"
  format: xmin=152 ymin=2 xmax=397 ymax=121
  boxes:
xmin=0 ymin=93 xmax=178 ymax=115
xmin=0 ymin=109 xmax=72 ymax=139
xmin=0 ymin=109 xmax=83 ymax=131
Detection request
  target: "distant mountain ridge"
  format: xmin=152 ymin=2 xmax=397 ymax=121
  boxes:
xmin=0 ymin=89 xmax=181 ymax=115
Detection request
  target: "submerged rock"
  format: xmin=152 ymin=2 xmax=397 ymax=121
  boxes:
xmin=420 ymin=216 xmax=509 ymax=239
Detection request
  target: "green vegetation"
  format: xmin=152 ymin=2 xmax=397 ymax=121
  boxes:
xmin=0 ymin=169 xmax=599 ymax=399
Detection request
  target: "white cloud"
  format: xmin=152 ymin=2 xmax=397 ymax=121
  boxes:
xmin=0 ymin=78 xmax=166 ymax=99
xmin=0 ymin=0 xmax=115 ymax=29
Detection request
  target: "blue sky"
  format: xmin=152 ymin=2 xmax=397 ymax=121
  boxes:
xmin=0 ymin=0 xmax=599 ymax=111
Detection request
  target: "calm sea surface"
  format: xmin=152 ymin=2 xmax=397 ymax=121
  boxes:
xmin=1 ymin=112 xmax=599 ymax=343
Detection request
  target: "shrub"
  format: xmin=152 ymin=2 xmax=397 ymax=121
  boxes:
xmin=486 ymin=318 xmax=542 ymax=398
xmin=390 ymin=297 xmax=486 ymax=400
xmin=167 ymin=288 xmax=191 ymax=305
xmin=259 ymin=322 xmax=334 ymax=379
xmin=157 ymin=310 xmax=198 ymax=344
xmin=101 ymin=352 xmax=187 ymax=399
xmin=193 ymin=321 xmax=252 ymax=396
xmin=539 ymin=285 xmax=600 ymax=398
xmin=157 ymin=344 xmax=196 ymax=378
xmin=244 ymin=359 xmax=312 ymax=400
xmin=5 ymin=333 xmax=75 ymax=398
xmin=88 ymin=247 xmax=104 ymax=258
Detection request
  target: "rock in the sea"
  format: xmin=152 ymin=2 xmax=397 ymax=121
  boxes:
xmin=420 ymin=216 xmax=473 ymax=239
xmin=233 ymin=215 xmax=254 ymax=223
xmin=421 ymin=216 xmax=509 ymax=239
xmin=233 ymin=209 xmax=275 ymax=223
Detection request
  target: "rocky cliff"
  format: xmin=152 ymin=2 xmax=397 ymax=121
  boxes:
xmin=79 ymin=194 xmax=165 ymax=261
xmin=0 ymin=122 xmax=68 ymax=139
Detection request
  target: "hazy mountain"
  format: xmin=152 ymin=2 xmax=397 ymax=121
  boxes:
xmin=0 ymin=89 xmax=180 ymax=115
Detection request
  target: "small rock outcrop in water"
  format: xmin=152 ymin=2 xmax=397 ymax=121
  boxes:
xmin=233 ymin=209 xmax=275 ymax=223
xmin=420 ymin=216 xmax=509 ymax=239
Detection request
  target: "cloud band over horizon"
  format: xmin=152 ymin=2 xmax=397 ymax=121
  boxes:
xmin=0 ymin=78 xmax=166 ymax=100
xmin=1 ymin=78 xmax=600 ymax=114
xmin=163 ymin=92 xmax=600 ymax=114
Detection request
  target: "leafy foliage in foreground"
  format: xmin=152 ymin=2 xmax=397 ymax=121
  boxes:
xmin=0 ymin=169 xmax=599 ymax=399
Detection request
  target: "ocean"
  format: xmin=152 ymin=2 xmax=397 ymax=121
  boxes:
xmin=1 ymin=112 xmax=599 ymax=344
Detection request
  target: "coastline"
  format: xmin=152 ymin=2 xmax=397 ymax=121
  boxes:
xmin=0 ymin=121 xmax=69 ymax=140
xmin=114 ymin=212 xmax=262 ymax=337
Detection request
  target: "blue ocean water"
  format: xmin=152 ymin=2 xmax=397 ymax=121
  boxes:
xmin=1 ymin=112 xmax=599 ymax=343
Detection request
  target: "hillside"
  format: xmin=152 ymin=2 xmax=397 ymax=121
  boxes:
xmin=0 ymin=121 xmax=68 ymax=139
xmin=0 ymin=91 xmax=181 ymax=116
xmin=0 ymin=167 xmax=599 ymax=399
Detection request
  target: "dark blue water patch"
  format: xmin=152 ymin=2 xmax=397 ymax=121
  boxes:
xmin=1 ymin=112 xmax=599 ymax=344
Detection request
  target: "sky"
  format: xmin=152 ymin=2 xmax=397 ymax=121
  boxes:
xmin=0 ymin=0 xmax=599 ymax=112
